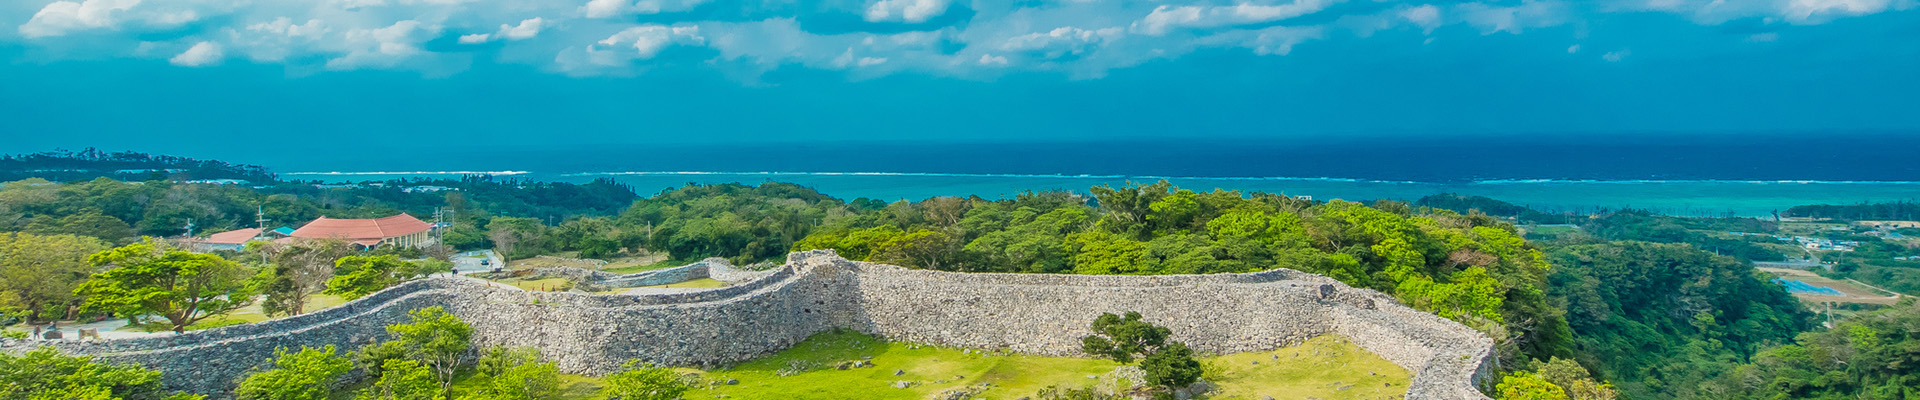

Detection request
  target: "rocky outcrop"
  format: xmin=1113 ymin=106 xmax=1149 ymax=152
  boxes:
xmin=1 ymin=250 xmax=1494 ymax=399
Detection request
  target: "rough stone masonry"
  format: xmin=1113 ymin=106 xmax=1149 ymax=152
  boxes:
xmin=0 ymin=250 xmax=1496 ymax=399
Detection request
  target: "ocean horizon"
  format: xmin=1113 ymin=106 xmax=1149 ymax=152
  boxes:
xmin=275 ymin=173 xmax=1920 ymax=219
xmin=19 ymin=135 xmax=1916 ymax=217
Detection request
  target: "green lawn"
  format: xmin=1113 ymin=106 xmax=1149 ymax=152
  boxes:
xmin=599 ymin=259 xmax=692 ymax=275
xmin=500 ymin=277 xmax=574 ymax=292
xmin=438 ymin=330 xmax=1409 ymax=400
xmin=1204 ymin=336 xmax=1410 ymax=400
xmin=101 ymin=293 xmax=359 ymax=333
xmin=639 ymin=278 xmax=729 ymax=289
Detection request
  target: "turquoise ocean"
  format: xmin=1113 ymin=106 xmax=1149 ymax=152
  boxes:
xmin=263 ymin=136 xmax=1920 ymax=217
xmin=279 ymin=171 xmax=1919 ymax=217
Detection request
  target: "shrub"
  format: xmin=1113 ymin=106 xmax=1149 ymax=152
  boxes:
xmin=601 ymin=360 xmax=689 ymax=400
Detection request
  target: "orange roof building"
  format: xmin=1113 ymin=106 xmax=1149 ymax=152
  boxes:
xmin=205 ymin=228 xmax=264 ymax=246
xmin=290 ymin=214 xmax=435 ymax=248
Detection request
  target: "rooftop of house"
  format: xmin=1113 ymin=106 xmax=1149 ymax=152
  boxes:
xmin=203 ymin=228 xmax=263 ymax=245
xmin=290 ymin=214 xmax=432 ymax=243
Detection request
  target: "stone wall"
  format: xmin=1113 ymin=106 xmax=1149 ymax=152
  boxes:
xmin=1 ymin=250 xmax=1494 ymax=399
xmin=526 ymin=258 xmax=725 ymax=290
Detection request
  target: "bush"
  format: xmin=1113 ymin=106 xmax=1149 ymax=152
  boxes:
xmin=1139 ymin=342 xmax=1202 ymax=388
xmin=0 ymin=347 xmax=203 ymax=400
xmin=1079 ymin=312 xmax=1202 ymax=389
xmin=236 ymin=346 xmax=353 ymax=400
xmin=1034 ymin=385 xmax=1125 ymax=400
xmin=600 ymin=360 xmax=690 ymax=400
xmin=470 ymin=347 xmax=561 ymax=400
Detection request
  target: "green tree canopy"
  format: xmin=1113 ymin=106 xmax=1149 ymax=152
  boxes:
xmin=469 ymin=347 xmax=561 ymax=400
xmin=0 ymin=347 xmax=203 ymax=400
xmin=1079 ymin=312 xmax=1171 ymax=364
xmin=74 ymin=241 xmax=254 ymax=333
xmin=356 ymin=307 xmax=472 ymax=396
xmin=0 ymin=232 xmax=109 ymax=323
xmin=258 ymin=240 xmax=354 ymax=317
xmin=236 ymin=346 xmax=354 ymax=400
xmin=324 ymin=255 xmax=411 ymax=300
xmin=600 ymin=361 xmax=689 ymax=400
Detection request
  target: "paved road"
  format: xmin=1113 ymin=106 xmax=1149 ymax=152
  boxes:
xmin=452 ymin=250 xmax=502 ymax=275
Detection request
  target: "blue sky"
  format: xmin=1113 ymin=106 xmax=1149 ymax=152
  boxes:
xmin=1 ymin=0 xmax=1917 ymax=158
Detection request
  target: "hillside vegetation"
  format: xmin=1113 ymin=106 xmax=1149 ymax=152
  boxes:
xmin=7 ymin=162 xmax=1908 ymax=399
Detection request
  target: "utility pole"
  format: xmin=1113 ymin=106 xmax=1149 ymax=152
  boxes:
xmin=433 ymin=207 xmax=448 ymax=260
xmin=256 ymin=205 xmax=268 ymax=230
xmin=183 ymin=218 xmax=195 ymax=238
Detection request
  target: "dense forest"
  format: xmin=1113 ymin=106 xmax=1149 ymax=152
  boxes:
xmin=0 ymin=148 xmax=276 ymax=183
xmin=1784 ymin=201 xmax=1920 ymax=221
xmin=3 ymin=154 xmax=1917 ymax=399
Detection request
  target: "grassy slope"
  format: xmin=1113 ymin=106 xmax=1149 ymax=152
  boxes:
xmin=442 ymin=331 xmax=1409 ymax=400
xmin=639 ymin=278 xmax=729 ymax=289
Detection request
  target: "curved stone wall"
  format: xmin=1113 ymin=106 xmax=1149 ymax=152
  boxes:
xmin=1 ymin=250 xmax=1493 ymax=399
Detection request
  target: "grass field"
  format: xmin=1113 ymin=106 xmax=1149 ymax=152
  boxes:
xmin=432 ymin=331 xmax=1408 ymax=400
xmin=600 ymin=258 xmax=691 ymax=275
xmin=639 ymin=278 xmax=729 ymax=289
xmin=1759 ymin=267 xmax=1902 ymax=305
xmin=499 ymin=277 xmax=574 ymax=292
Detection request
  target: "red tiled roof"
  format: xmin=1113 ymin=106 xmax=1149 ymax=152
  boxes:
xmin=291 ymin=214 xmax=432 ymax=241
xmin=205 ymin=228 xmax=263 ymax=245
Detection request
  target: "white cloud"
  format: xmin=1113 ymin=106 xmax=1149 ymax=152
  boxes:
xmin=864 ymin=0 xmax=950 ymax=23
xmin=584 ymin=0 xmax=625 ymax=18
xmin=333 ymin=0 xmax=386 ymax=10
xmin=18 ymin=0 xmax=142 ymax=38
xmin=465 ymin=17 xmax=544 ymax=43
xmin=169 ymin=41 xmax=222 ymax=66
xmin=1232 ymin=0 xmax=1339 ymax=21
xmin=1203 ymin=25 xmax=1324 ymax=56
xmin=1132 ymin=6 xmax=1203 ymax=36
xmin=1002 ymin=26 xmax=1123 ymax=58
xmin=499 ymin=18 xmax=544 ymax=40
xmin=1399 ymin=4 xmax=1442 ymax=33
xmin=248 ymin=18 xmax=329 ymax=39
xmin=596 ymin=24 xmax=705 ymax=59
xmin=1132 ymin=0 xmax=1339 ymax=36
xmin=1783 ymin=0 xmax=1892 ymax=22
xmin=1602 ymin=49 xmax=1629 ymax=62
xmin=326 ymin=20 xmax=438 ymax=70
xmin=585 ymin=0 xmax=711 ymax=18
xmin=1 ymin=0 xmax=1909 ymax=79
xmin=1457 ymin=1 xmax=1568 ymax=34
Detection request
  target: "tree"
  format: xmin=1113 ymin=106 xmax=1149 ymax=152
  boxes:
xmin=23 ymin=211 xmax=136 ymax=243
xmin=74 ymin=241 xmax=255 ymax=333
xmin=1080 ymin=312 xmax=1170 ymax=364
xmin=259 ymin=240 xmax=353 ymax=317
xmin=470 ymin=347 xmax=561 ymax=400
xmin=1139 ymin=342 xmax=1203 ymax=388
xmin=358 ymin=307 xmax=471 ymax=396
xmin=1079 ymin=312 xmax=1200 ymax=390
xmin=235 ymin=346 xmax=353 ymax=400
xmin=357 ymin=359 xmax=440 ymax=400
xmin=324 ymin=255 xmax=410 ymax=300
xmin=0 ymin=233 xmax=109 ymax=323
xmin=487 ymin=217 xmax=548 ymax=258
xmin=1529 ymin=357 xmax=1617 ymax=400
xmin=868 ymin=229 xmax=961 ymax=270
xmin=600 ymin=361 xmax=689 ymax=400
xmin=0 ymin=347 xmax=204 ymax=400
xmin=1497 ymin=372 xmax=1571 ymax=400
